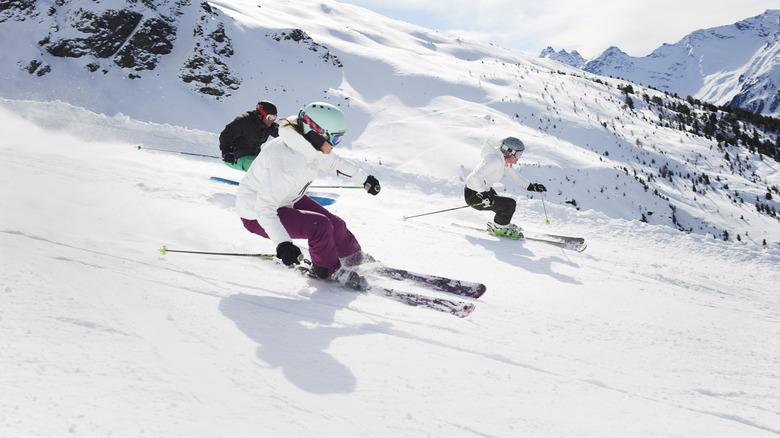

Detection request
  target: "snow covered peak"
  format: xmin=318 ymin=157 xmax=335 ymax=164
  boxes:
xmin=539 ymin=46 xmax=586 ymax=68
xmin=578 ymin=10 xmax=780 ymax=117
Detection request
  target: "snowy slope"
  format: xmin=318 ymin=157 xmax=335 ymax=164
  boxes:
xmin=1 ymin=0 xmax=779 ymax=247
xmin=2 ymin=89 xmax=780 ymax=437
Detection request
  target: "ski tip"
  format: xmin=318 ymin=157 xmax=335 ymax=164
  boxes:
xmin=458 ymin=303 xmax=477 ymax=318
xmin=564 ymin=243 xmax=587 ymax=252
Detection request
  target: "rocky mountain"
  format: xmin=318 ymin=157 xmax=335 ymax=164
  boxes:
xmin=542 ymin=10 xmax=780 ymax=118
xmin=0 ymin=0 xmax=343 ymax=128
xmin=5 ymin=0 xmax=186 ymax=78
xmin=539 ymin=46 xmax=586 ymax=68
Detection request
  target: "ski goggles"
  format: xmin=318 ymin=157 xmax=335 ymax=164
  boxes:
xmin=257 ymin=105 xmax=277 ymax=122
xmin=501 ymin=145 xmax=524 ymax=158
xmin=299 ymin=110 xmax=345 ymax=145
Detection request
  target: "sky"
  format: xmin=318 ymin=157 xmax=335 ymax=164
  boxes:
xmin=338 ymin=0 xmax=778 ymax=59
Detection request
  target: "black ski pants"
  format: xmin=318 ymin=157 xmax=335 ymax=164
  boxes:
xmin=464 ymin=187 xmax=516 ymax=226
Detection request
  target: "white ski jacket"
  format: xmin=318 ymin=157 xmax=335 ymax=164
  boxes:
xmin=465 ymin=139 xmax=531 ymax=193
xmin=236 ymin=118 xmax=368 ymax=246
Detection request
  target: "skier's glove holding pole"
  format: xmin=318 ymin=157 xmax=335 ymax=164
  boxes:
xmin=477 ymin=191 xmax=494 ymax=208
xmin=364 ymin=175 xmax=381 ymax=196
xmin=527 ymin=183 xmax=547 ymax=193
xmin=276 ymin=241 xmax=303 ymax=266
xmin=222 ymin=151 xmax=236 ymax=164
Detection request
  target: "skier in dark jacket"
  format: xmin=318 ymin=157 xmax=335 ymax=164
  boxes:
xmin=219 ymin=101 xmax=280 ymax=171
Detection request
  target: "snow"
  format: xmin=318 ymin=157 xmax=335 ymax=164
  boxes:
xmin=2 ymin=97 xmax=780 ymax=437
xmin=1 ymin=0 xmax=780 ymax=436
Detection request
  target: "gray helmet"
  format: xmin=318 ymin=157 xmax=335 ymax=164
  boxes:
xmin=499 ymin=136 xmax=525 ymax=158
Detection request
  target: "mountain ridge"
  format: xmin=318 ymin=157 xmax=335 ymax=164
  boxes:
xmin=541 ymin=9 xmax=780 ymax=117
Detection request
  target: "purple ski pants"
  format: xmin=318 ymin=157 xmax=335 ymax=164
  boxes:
xmin=241 ymin=195 xmax=361 ymax=277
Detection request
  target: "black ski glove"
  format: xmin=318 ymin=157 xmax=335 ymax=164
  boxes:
xmin=276 ymin=241 xmax=302 ymax=266
xmin=364 ymin=175 xmax=380 ymax=195
xmin=266 ymin=123 xmax=280 ymax=138
xmin=222 ymin=151 xmax=236 ymax=164
xmin=476 ymin=191 xmax=495 ymax=208
xmin=527 ymin=183 xmax=547 ymax=193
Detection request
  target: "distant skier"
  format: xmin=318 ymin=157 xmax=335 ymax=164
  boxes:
xmin=236 ymin=102 xmax=381 ymax=288
xmin=464 ymin=136 xmax=547 ymax=239
xmin=219 ymin=100 xmax=280 ymax=171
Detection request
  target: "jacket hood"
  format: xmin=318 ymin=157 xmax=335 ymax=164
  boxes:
xmin=480 ymin=139 xmax=504 ymax=160
xmin=278 ymin=117 xmax=320 ymax=162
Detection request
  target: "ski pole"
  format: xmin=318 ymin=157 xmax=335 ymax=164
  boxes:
xmin=540 ymin=192 xmax=551 ymax=225
xmin=309 ymin=185 xmax=364 ymax=189
xmin=403 ymin=203 xmax=482 ymax=221
xmin=159 ymin=245 xmax=274 ymax=258
xmin=138 ymin=145 xmax=220 ymax=159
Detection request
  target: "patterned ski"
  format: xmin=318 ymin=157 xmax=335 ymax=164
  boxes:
xmin=372 ymin=287 xmax=476 ymax=318
xmin=294 ymin=263 xmax=476 ymax=318
xmin=370 ymin=266 xmax=486 ymax=298
xmin=160 ymin=246 xmax=475 ymax=318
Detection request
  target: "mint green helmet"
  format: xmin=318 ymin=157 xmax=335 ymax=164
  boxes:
xmin=298 ymin=102 xmax=346 ymax=145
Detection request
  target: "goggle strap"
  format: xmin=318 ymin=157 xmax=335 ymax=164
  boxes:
xmin=300 ymin=111 xmax=323 ymax=135
xmin=258 ymin=105 xmax=277 ymax=121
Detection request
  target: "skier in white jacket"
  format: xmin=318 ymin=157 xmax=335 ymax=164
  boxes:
xmin=464 ymin=137 xmax=547 ymax=239
xmin=236 ymin=102 xmax=380 ymax=288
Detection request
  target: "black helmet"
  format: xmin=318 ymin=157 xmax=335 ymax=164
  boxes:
xmin=256 ymin=101 xmax=277 ymax=121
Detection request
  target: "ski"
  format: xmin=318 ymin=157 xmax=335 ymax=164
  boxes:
xmin=210 ymin=176 xmax=240 ymax=185
xmin=526 ymin=232 xmax=584 ymax=245
xmin=371 ymin=287 xmax=476 ymax=318
xmin=369 ymin=265 xmax=486 ymax=298
xmin=293 ymin=262 xmax=476 ymax=318
xmin=451 ymin=222 xmax=587 ymax=252
xmin=525 ymin=237 xmax=587 ymax=252
xmin=160 ymin=246 xmax=475 ymax=318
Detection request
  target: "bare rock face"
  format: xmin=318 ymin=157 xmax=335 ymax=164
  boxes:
xmin=179 ymin=2 xmax=240 ymax=98
xmin=2 ymin=0 xmax=348 ymax=99
xmin=5 ymin=0 xmax=241 ymax=97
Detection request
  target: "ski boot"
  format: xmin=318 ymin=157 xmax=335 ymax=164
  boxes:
xmin=330 ymin=265 xmax=370 ymax=290
xmin=488 ymin=222 xmax=524 ymax=239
